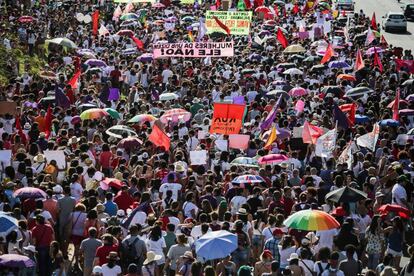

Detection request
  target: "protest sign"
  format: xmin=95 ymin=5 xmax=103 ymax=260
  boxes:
xmin=215 ymin=139 xmax=228 ymax=151
xmin=114 ymin=0 xmax=155 ymax=3
xmin=205 ymin=11 xmax=252 ymax=35
xmin=0 ymin=150 xmax=12 ymax=167
xmin=229 ymin=134 xmax=250 ymax=150
xmin=153 ymin=42 xmax=234 ymax=58
xmin=181 ymin=0 xmax=195 ymax=4
xmin=190 ymin=150 xmax=207 ymax=165
xmin=44 ymin=150 xmax=66 ymax=169
xmin=210 ymin=103 xmax=245 ymax=134
xmin=0 ymin=101 xmax=17 ymax=115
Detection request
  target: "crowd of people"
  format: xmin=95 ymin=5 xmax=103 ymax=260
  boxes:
xmin=1 ymin=0 xmax=414 ymax=275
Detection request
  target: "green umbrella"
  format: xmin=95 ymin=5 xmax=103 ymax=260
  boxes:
xmin=105 ymin=108 xmax=120 ymax=119
xmin=46 ymin=37 xmax=78 ymax=49
xmin=120 ymin=13 xmax=139 ymax=21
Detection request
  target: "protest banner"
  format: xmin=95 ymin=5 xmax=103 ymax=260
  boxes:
xmin=210 ymin=103 xmax=245 ymax=134
xmin=205 ymin=11 xmax=252 ymax=35
xmin=114 ymin=0 xmax=155 ymax=3
xmin=44 ymin=150 xmax=66 ymax=169
xmin=190 ymin=150 xmax=207 ymax=165
xmin=181 ymin=0 xmax=195 ymax=4
xmin=153 ymin=41 xmax=234 ymax=58
xmin=0 ymin=101 xmax=17 ymax=115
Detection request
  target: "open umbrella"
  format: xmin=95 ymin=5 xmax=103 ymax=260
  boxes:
xmin=120 ymin=13 xmax=139 ymax=21
xmin=283 ymin=44 xmax=306 ymax=54
xmin=128 ymin=114 xmax=157 ymax=124
xmin=137 ymin=53 xmax=154 ymax=62
xmin=321 ymin=86 xmax=343 ymax=95
xmin=230 ymin=157 xmax=259 ymax=168
xmin=345 ymin=87 xmax=374 ymax=98
xmin=13 ymin=187 xmax=47 ymax=199
xmin=378 ymin=204 xmax=410 ymax=219
xmin=276 ymin=63 xmax=296 ymax=70
xmin=266 ymin=90 xmax=290 ymax=100
xmin=284 ymin=210 xmax=340 ymax=231
xmin=80 ymin=108 xmax=109 ymax=120
xmin=258 ymin=154 xmax=288 ymax=165
xmin=104 ymin=108 xmax=121 ymax=119
xmin=337 ymin=74 xmax=356 ymax=81
xmin=106 ymin=125 xmax=137 ymax=139
xmin=379 ymin=119 xmax=399 ymax=127
xmin=117 ymin=137 xmax=143 ymax=150
xmin=325 ymin=186 xmax=367 ymax=203
xmin=283 ymin=68 xmax=304 ymax=75
xmin=0 ymin=254 xmax=36 ymax=268
xmin=355 ymin=114 xmax=370 ymax=124
xmin=46 ymin=37 xmax=77 ymax=49
xmin=116 ymin=29 xmax=135 ymax=37
xmin=160 ymin=109 xmax=191 ymax=124
xmin=18 ymin=16 xmax=34 ymax=23
xmin=232 ymin=175 xmax=265 ymax=188
xmin=328 ymin=61 xmax=350 ymax=69
xmin=120 ymin=20 xmax=140 ymax=28
xmin=71 ymin=115 xmax=81 ymax=125
xmin=85 ymin=59 xmax=107 ymax=67
xmin=195 ymin=230 xmax=238 ymax=261
xmin=101 ymin=178 xmax=124 ymax=190
xmin=289 ymin=87 xmax=307 ymax=97
xmin=400 ymin=109 xmax=414 ymax=116
xmin=255 ymin=6 xmax=272 ymax=13
xmin=152 ymin=2 xmax=166 ymax=8
xmin=0 ymin=213 xmax=18 ymax=236
xmin=366 ymin=46 xmax=384 ymax=55
xmin=39 ymin=70 xmax=57 ymax=80
xmin=159 ymin=93 xmax=179 ymax=101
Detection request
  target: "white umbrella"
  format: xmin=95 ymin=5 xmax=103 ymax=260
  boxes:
xmin=159 ymin=93 xmax=179 ymax=101
xmin=283 ymin=68 xmax=304 ymax=75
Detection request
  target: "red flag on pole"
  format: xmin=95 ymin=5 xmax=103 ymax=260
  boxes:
xmin=339 ymin=103 xmax=357 ymax=125
xmin=273 ymin=4 xmax=279 ymax=16
xmin=243 ymin=0 xmax=252 ymax=9
xmin=373 ymin=47 xmax=383 ymax=72
xmin=149 ymin=122 xmax=170 ymax=151
xmin=380 ymin=35 xmax=388 ymax=48
xmin=68 ymin=70 xmax=81 ymax=89
xmin=393 ymin=89 xmax=400 ymax=121
xmin=292 ymin=3 xmax=300 ymax=14
xmin=216 ymin=0 xmax=221 ymax=9
xmin=321 ymin=44 xmax=334 ymax=64
xmin=92 ymin=10 xmax=100 ymax=36
xmin=44 ymin=106 xmax=53 ymax=139
xmin=302 ymin=121 xmax=324 ymax=144
xmin=131 ymin=36 xmax=144 ymax=50
xmin=354 ymin=49 xmax=365 ymax=71
xmin=212 ymin=16 xmax=231 ymax=35
xmin=371 ymin=12 xmax=377 ymax=30
xmin=276 ymin=28 xmax=288 ymax=48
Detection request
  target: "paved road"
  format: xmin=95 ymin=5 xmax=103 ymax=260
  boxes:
xmin=354 ymin=0 xmax=414 ymax=51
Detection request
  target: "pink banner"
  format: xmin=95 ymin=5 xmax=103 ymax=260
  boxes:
xmin=153 ymin=41 xmax=234 ymax=58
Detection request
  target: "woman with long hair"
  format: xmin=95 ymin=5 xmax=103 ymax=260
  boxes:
xmin=365 ymin=215 xmax=384 ymax=269
xmin=384 ymin=216 xmax=404 ymax=271
xmin=69 ymin=203 xmax=87 ymax=263
xmin=146 ymin=225 xmax=166 ymax=275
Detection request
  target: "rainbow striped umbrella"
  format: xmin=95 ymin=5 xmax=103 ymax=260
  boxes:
xmin=128 ymin=114 xmax=157 ymax=124
xmin=160 ymin=108 xmax=191 ymax=124
xmin=80 ymin=108 xmax=109 ymax=120
xmin=232 ymin=175 xmax=264 ymax=185
xmin=284 ymin=210 xmax=340 ymax=231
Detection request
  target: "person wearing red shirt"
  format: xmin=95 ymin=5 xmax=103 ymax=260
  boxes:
xmin=94 ymin=234 xmax=119 ymax=266
xmin=114 ymin=185 xmax=135 ymax=212
xmin=32 ymin=215 xmax=55 ymax=276
xmin=281 ymin=186 xmax=295 ymax=216
xmin=99 ymin=144 xmax=113 ymax=177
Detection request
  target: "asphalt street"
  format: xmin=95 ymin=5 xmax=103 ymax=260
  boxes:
xmin=354 ymin=0 xmax=414 ymax=51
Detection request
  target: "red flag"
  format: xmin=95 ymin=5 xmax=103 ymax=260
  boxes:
xmin=68 ymin=70 xmax=81 ymax=89
xmin=321 ymin=44 xmax=334 ymax=64
xmin=216 ymin=0 xmax=221 ymax=9
xmin=354 ymin=48 xmax=365 ymax=71
xmin=273 ymin=4 xmax=279 ymax=16
xmin=15 ymin=115 xmax=27 ymax=144
xmin=341 ymin=9 xmax=346 ymax=17
xmin=253 ymin=0 xmax=263 ymax=8
xmin=395 ymin=59 xmax=414 ymax=73
xmin=282 ymin=6 xmax=287 ymax=18
xmin=339 ymin=103 xmax=357 ymax=125
xmin=44 ymin=106 xmax=53 ymax=139
xmin=292 ymin=3 xmax=299 ymax=14
xmin=243 ymin=0 xmax=252 ymax=9
xmin=213 ymin=16 xmax=231 ymax=35
xmin=380 ymin=35 xmax=388 ymax=48
xmin=393 ymin=89 xmax=400 ymax=121
xmin=131 ymin=36 xmax=144 ymax=50
xmin=149 ymin=122 xmax=170 ymax=151
xmin=92 ymin=10 xmax=100 ymax=36
xmin=373 ymin=47 xmax=383 ymax=73
xmin=302 ymin=2 xmax=309 ymax=15
xmin=302 ymin=121 xmax=324 ymax=144
xmin=371 ymin=12 xmax=377 ymax=30
xmin=276 ymin=28 xmax=288 ymax=48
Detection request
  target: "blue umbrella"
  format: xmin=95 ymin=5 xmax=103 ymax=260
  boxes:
xmin=355 ymin=114 xmax=370 ymax=124
xmin=0 ymin=212 xmax=18 ymax=235
xmin=379 ymin=119 xmax=399 ymax=127
xmin=195 ymin=230 xmax=238 ymax=261
xmin=328 ymin=61 xmax=350 ymax=69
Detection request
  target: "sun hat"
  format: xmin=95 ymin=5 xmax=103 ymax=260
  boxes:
xmin=143 ymin=251 xmax=162 ymax=265
xmin=287 ymin=253 xmax=299 ymax=262
xmin=33 ymin=154 xmax=46 ymax=163
xmin=23 ymin=245 xmax=37 ymax=253
xmin=182 ymin=251 xmax=194 ymax=260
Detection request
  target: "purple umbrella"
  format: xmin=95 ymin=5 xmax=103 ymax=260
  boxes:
xmin=259 ymin=30 xmax=271 ymax=36
xmin=399 ymin=109 xmax=414 ymax=116
xmin=137 ymin=53 xmax=154 ymax=62
xmin=13 ymin=187 xmax=47 ymax=199
xmin=366 ymin=47 xmax=384 ymax=56
xmin=249 ymin=53 xmax=262 ymax=61
xmin=406 ymin=94 xmax=414 ymax=102
xmin=77 ymin=48 xmax=95 ymax=56
xmin=0 ymin=254 xmax=36 ymax=268
xmin=71 ymin=115 xmax=81 ymax=125
xmin=328 ymin=60 xmax=350 ymax=69
xmin=85 ymin=59 xmax=107 ymax=67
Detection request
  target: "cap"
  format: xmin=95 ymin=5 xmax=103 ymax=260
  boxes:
xmin=287 ymin=253 xmax=299 ymax=261
xmin=117 ymin=209 xmax=125 ymax=217
xmin=272 ymin=228 xmax=284 ymax=236
xmin=237 ymin=265 xmax=253 ymax=276
xmin=92 ymin=266 xmax=103 ymax=274
xmin=262 ymin=249 xmax=273 ymax=259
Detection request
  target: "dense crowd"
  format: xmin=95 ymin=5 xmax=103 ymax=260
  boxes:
xmin=1 ymin=0 xmax=414 ymax=276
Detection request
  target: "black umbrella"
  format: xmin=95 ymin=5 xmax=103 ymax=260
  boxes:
xmin=321 ymin=85 xmax=343 ymax=95
xmin=325 ymin=186 xmax=367 ymax=203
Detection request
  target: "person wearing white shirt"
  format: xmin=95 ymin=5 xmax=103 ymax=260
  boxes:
xmin=391 ymin=175 xmax=409 ymax=208
xmin=230 ymin=189 xmax=247 ymax=215
xmin=186 ymin=135 xmax=199 ymax=151
xmin=159 ymin=175 xmax=182 ymax=201
xmin=70 ymin=176 xmax=83 ymax=202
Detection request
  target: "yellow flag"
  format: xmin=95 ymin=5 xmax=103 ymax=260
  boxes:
xmin=264 ymin=126 xmax=277 ymax=148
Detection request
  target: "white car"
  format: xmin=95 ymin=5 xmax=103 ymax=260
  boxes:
xmin=382 ymin=12 xmax=407 ymax=32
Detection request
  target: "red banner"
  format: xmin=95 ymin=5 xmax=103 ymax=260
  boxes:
xmin=395 ymin=59 xmax=414 ymax=74
xmin=210 ymin=103 xmax=245 ymax=134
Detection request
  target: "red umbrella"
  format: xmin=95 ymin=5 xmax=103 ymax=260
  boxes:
xmin=378 ymin=204 xmax=410 ymax=219
xmin=101 ymin=178 xmax=124 ymax=190
xmin=116 ymin=30 xmax=134 ymax=37
xmin=18 ymin=16 xmax=34 ymax=23
xmin=117 ymin=137 xmax=143 ymax=150
xmin=255 ymin=6 xmax=271 ymax=14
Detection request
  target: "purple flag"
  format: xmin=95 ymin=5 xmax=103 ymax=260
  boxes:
xmin=260 ymin=95 xmax=282 ymax=131
xmin=108 ymin=88 xmax=120 ymax=101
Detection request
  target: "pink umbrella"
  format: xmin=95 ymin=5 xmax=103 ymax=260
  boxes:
xmin=18 ymin=16 xmax=34 ymax=23
xmin=387 ymin=99 xmax=408 ymax=108
xmin=116 ymin=29 xmax=134 ymax=37
xmin=152 ymin=2 xmax=166 ymax=8
xmin=101 ymin=178 xmax=124 ymax=190
xmin=258 ymin=154 xmax=289 ymax=165
xmin=13 ymin=187 xmax=47 ymax=199
xmin=160 ymin=109 xmax=191 ymax=124
xmin=399 ymin=109 xmax=414 ymax=116
xmin=289 ymin=87 xmax=308 ymax=97
xmin=366 ymin=47 xmax=384 ymax=56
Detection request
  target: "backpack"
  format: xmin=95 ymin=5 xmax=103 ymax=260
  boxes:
xmin=328 ymin=269 xmax=339 ymax=276
xmin=123 ymin=237 xmax=140 ymax=262
xmin=317 ymin=262 xmax=330 ymax=276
